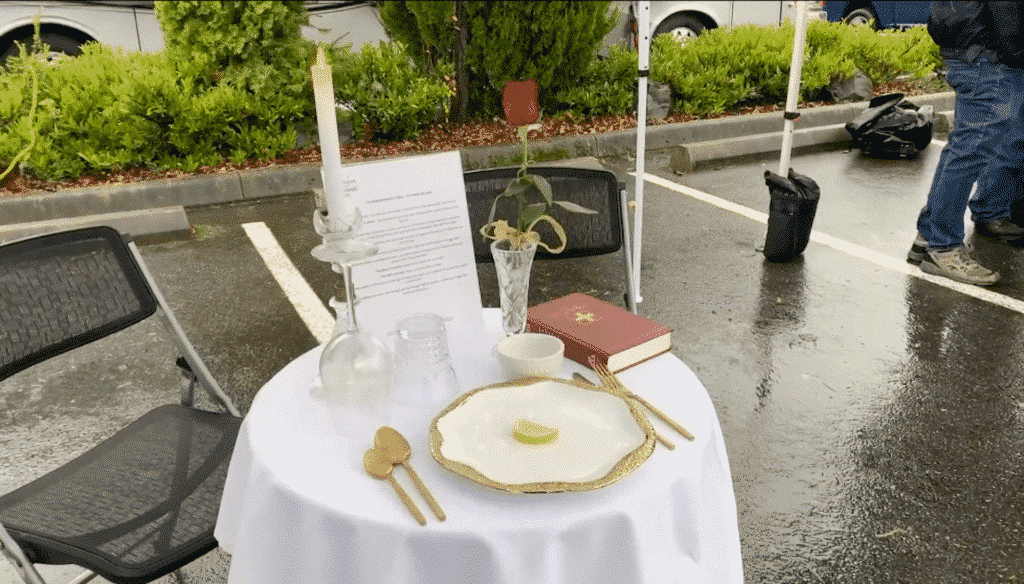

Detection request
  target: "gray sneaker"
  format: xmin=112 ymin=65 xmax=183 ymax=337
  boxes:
xmin=907 ymin=233 xmax=928 ymax=264
xmin=919 ymin=245 xmax=1001 ymax=286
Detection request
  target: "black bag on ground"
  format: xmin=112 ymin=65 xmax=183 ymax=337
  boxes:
xmin=845 ymin=93 xmax=934 ymax=159
xmin=763 ymin=168 xmax=820 ymax=262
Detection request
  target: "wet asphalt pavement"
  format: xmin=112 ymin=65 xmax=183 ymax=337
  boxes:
xmin=4 ymin=139 xmax=1024 ymax=583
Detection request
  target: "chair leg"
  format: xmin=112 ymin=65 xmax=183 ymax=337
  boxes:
xmin=618 ymin=187 xmax=639 ymax=314
xmin=175 ymin=357 xmax=198 ymax=407
xmin=128 ymin=241 xmax=241 ymax=417
xmin=67 ymin=570 xmax=99 ymax=584
xmin=0 ymin=524 xmax=47 ymax=584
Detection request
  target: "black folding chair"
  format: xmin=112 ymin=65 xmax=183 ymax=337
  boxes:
xmin=0 ymin=226 xmax=242 ymax=584
xmin=463 ymin=165 xmax=637 ymax=312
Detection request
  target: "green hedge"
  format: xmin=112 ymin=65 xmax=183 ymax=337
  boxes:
xmin=0 ymin=4 xmax=452 ymax=183
xmin=651 ymin=20 xmax=941 ymax=115
xmin=327 ymin=41 xmax=452 ymax=142
xmin=156 ymin=0 xmax=309 ymax=96
xmin=0 ymin=44 xmax=300 ymax=180
xmin=0 ymin=11 xmax=942 ymax=186
xmin=554 ymin=43 xmax=638 ymax=118
xmin=380 ymin=0 xmax=619 ymax=119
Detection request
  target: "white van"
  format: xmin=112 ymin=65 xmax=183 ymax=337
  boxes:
xmin=610 ymin=0 xmax=826 ymax=45
xmin=0 ymin=1 xmax=386 ymax=65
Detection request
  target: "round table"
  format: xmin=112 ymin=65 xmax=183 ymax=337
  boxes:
xmin=215 ymin=310 xmax=743 ymax=584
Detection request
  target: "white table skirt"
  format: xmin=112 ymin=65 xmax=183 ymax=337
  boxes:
xmin=215 ymin=310 xmax=743 ymax=584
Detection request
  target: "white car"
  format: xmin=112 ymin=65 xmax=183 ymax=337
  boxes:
xmin=0 ymin=0 xmax=387 ymax=64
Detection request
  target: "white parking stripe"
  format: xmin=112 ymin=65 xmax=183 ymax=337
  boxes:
xmin=242 ymin=222 xmax=334 ymax=343
xmin=636 ymin=172 xmax=1024 ymax=315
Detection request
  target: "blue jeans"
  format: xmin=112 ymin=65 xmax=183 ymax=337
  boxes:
xmin=917 ymin=57 xmax=1024 ymax=250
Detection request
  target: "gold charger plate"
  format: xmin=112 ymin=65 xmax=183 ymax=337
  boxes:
xmin=429 ymin=376 xmax=656 ymax=493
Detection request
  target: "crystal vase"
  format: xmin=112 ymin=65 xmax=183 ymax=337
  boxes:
xmin=490 ymin=239 xmax=537 ymax=336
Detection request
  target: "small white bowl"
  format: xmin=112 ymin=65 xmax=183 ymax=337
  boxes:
xmin=496 ymin=333 xmax=564 ymax=379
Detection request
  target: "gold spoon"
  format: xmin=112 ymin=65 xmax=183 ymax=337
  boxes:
xmin=375 ymin=427 xmax=445 ymax=521
xmin=363 ymin=447 xmax=426 ymax=526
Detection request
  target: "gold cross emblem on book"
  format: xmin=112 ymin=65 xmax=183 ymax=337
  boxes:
xmin=574 ymin=311 xmax=596 ymax=322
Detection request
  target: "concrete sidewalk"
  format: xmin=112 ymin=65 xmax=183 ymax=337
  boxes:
xmin=0 ymin=91 xmax=954 ymax=243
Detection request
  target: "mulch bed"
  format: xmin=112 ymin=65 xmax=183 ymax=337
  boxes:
xmin=0 ymin=77 xmax=947 ymax=198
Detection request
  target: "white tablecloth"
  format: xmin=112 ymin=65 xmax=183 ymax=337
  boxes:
xmin=215 ymin=310 xmax=743 ymax=584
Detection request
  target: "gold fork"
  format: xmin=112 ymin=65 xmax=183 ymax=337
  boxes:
xmin=573 ymin=372 xmax=675 ymax=450
xmin=590 ymin=359 xmax=695 ymax=442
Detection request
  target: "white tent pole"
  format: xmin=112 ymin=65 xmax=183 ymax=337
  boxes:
xmin=631 ymin=0 xmax=650 ymax=308
xmin=779 ymin=0 xmax=809 ymax=175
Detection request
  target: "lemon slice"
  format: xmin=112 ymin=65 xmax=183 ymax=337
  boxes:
xmin=512 ymin=419 xmax=559 ymax=445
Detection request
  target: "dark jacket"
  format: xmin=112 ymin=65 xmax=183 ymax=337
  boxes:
xmin=928 ymin=1 xmax=1023 ymax=68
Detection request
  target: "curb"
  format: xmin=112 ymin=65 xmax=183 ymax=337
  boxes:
xmin=0 ymin=163 xmax=321 ymax=226
xmin=0 ymin=91 xmax=955 ymax=240
xmin=669 ymin=92 xmax=955 ymax=172
xmin=0 ymin=206 xmax=190 ymax=244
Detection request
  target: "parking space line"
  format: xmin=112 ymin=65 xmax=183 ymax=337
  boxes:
xmin=242 ymin=222 xmax=334 ymax=343
xmin=637 ymin=172 xmax=1024 ymax=315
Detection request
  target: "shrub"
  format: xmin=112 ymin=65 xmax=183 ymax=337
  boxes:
xmin=380 ymin=1 xmax=619 ymax=120
xmin=154 ymin=0 xmax=312 ymax=147
xmin=0 ymin=43 xmax=302 ymax=181
xmin=854 ymin=25 xmax=940 ymax=83
xmin=328 ymin=41 xmax=453 ymax=141
xmin=378 ymin=0 xmax=456 ymax=73
xmin=651 ymin=29 xmax=762 ymax=114
xmin=651 ymin=19 xmax=940 ymax=116
xmin=651 ymin=22 xmax=843 ymax=114
xmin=554 ymin=43 xmax=638 ymax=117
xmin=0 ymin=5 xmax=449 ymax=183
xmin=155 ymin=1 xmax=308 ymax=90
xmin=0 ymin=7 xmax=945 ymax=187
xmin=801 ymin=20 xmax=859 ymax=97
xmin=465 ymin=1 xmax=619 ymax=118
xmin=0 ymin=1 xmax=316 ymax=183
xmin=1 ymin=45 xmax=169 ymax=179
xmin=0 ymin=20 xmax=45 ymax=185
xmin=804 ymin=20 xmax=939 ymax=90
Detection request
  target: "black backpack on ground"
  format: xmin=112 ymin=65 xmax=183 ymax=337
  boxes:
xmin=845 ymin=93 xmax=934 ymax=159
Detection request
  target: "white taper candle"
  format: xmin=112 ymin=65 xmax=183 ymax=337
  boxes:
xmin=310 ymin=45 xmax=353 ymax=224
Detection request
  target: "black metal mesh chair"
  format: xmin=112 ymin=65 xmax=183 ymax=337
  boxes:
xmin=464 ymin=165 xmax=636 ymax=311
xmin=0 ymin=226 xmax=242 ymax=584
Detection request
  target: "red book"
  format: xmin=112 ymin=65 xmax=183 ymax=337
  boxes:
xmin=526 ymin=292 xmax=672 ymax=372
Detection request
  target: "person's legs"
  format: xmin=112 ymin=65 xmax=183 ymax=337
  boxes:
xmin=917 ymin=58 xmax=1013 ymax=249
xmin=970 ymin=66 xmax=1024 ymax=224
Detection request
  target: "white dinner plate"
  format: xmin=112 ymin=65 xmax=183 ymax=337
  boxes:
xmin=429 ymin=377 xmax=655 ymax=493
